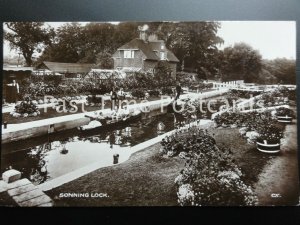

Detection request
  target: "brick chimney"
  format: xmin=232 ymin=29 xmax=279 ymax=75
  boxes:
xmin=139 ymin=30 xmax=147 ymax=41
xmin=138 ymin=24 xmax=149 ymax=42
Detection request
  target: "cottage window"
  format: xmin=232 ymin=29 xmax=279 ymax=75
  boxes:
xmin=124 ymin=50 xmax=134 ymax=59
xmin=160 ymin=52 xmax=166 ymax=60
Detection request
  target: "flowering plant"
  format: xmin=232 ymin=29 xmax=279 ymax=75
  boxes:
xmin=14 ymin=96 xmax=40 ymax=117
xmin=275 ymin=107 xmax=295 ymax=118
xmin=131 ymin=89 xmax=146 ymax=99
xmin=255 ymin=123 xmax=284 ymax=144
xmin=162 ymin=126 xmax=258 ymax=206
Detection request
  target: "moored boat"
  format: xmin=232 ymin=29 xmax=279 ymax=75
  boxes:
xmin=78 ymin=110 xmax=142 ymax=132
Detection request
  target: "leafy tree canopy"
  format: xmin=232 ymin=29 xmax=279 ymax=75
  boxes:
xmin=5 ymin=22 xmax=55 ymax=66
xmin=220 ymin=42 xmax=263 ymax=83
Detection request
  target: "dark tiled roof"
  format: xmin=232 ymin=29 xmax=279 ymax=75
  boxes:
xmin=166 ymin=50 xmax=180 ymax=63
xmin=114 ymin=38 xmax=179 ymax=62
xmin=37 ymin=61 xmax=93 ymax=73
xmin=116 ymin=38 xmax=159 ymax=60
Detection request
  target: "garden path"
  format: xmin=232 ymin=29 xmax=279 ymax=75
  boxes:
xmin=253 ymin=121 xmax=299 ymax=206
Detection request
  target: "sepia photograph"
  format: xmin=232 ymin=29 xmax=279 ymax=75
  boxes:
xmin=0 ymin=21 xmax=299 ymax=207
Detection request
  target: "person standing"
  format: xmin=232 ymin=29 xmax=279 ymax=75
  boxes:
xmin=6 ymin=79 xmax=19 ymax=103
xmin=110 ymin=87 xmax=119 ymax=111
xmin=175 ymin=82 xmax=182 ymax=101
xmin=117 ymin=87 xmax=125 ymax=108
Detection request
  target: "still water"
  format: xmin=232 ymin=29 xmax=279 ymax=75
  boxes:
xmin=1 ymin=113 xmax=176 ymax=185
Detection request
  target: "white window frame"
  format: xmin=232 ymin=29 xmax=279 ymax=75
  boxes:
xmin=161 ymin=45 xmax=165 ymax=50
xmin=124 ymin=50 xmax=134 ymax=59
xmin=160 ymin=52 xmax=165 ymax=60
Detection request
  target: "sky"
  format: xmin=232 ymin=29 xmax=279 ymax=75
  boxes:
xmin=3 ymin=21 xmax=296 ymax=60
xmin=217 ymin=21 xmax=296 ymax=60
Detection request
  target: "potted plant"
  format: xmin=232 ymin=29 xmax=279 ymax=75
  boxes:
xmin=255 ymin=123 xmax=284 ymax=153
xmin=275 ymin=107 xmax=294 ymax=123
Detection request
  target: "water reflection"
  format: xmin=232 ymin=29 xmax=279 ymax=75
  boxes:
xmin=1 ymin=113 xmax=176 ymax=184
xmin=27 ymin=142 xmax=52 ymax=184
xmin=59 ymin=140 xmax=69 ymax=155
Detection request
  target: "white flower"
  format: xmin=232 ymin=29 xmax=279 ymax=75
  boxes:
xmin=177 ymin=184 xmax=195 ymax=206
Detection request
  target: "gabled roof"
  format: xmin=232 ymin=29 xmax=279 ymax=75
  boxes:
xmin=115 ymin=38 xmax=159 ymax=61
xmin=166 ymin=50 xmax=180 ymax=63
xmin=36 ymin=61 xmax=93 ymax=73
xmin=114 ymin=38 xmax=179 ymax=63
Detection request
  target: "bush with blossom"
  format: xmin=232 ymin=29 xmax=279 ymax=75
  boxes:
xmin=161 ymin=127 xmax=258 ymax=206
xmin=255 ymin=123 xmax=284 ymax=144
xmin=229 ymin=89 xmax=261 ymax=99
xmin=13 ymin=96 xmax=40 ymax=117
xmin=253 ymin=87 xmax=290 ymax=108
xmin=275 ymin=107 xmax=295 ymax=118
xmin=214 ymin=110 xmax=284 ymax=145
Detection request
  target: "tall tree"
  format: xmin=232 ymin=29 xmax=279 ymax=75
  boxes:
xmin=150 ymin=22 xmax=223 ymax=79
xmin=263 ymin=58 xmax=296 ymax=84
xmin=39 ymin=23 xmax=84 ymax=63
xmin=4 ymin=22 xmax=54 ymax=66
xmin=154 ymin=61 xmax=175 ymax=87
xmin=221 ymin=43 xmax=262 ymax=82
xmin=40 ymin=22 xmax=139 ymax=68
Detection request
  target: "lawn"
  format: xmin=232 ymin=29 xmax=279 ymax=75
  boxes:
xmin=46 ymin=126 xmax=274 ymax=206
xmin=206 ymin=127 xmax=275 ymax=186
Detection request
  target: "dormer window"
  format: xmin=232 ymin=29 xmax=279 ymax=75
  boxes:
xmin=124 ymin=50 xmax=135 ymax=59
xmin=160 ymin=52 xmax=166 ymax=60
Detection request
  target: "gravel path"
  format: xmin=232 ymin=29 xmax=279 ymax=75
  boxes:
xmin=254 ymin=121 xmax=299 ymax=206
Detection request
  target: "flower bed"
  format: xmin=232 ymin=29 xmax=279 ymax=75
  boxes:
xmin=229 ymin=89 xmax=261 ymax=99
xmin=131 ymin=89 xmax=146 ymax=99
xmin=147 ymin=89 xmax=160 ymax=97
xmin=10 ymin=97 xmax=40 ymax=118
xmin=252 ymin=87 xmax=291 ymax=109
xmin=275 ymin=107 xmax=295 ymax=123
xmin=159 ymin=126 xmax=258 ymax=206
xmin=213 ymin=110 xmax=285 ymax=153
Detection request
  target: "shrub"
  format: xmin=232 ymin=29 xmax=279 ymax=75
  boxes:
xmin=288 ymin=89 xmax=296 ymax=101
xmin=229 ymin=89 xmax=260 ymax=99
xmin=275 ymin=107 xmax=295 ymax=117
xmin=87 ymin=95 xmax=103 ymax=104
xmin=255 ymin=122 xmax=284 ymax=144
xmin=131 ymin=89 xmax=145 ymax=99
xmin=148 ymin=89 xmax=160 ymax=97
xmin=161 ymin=87 xmax=173 ymax=95
xmin=167 ymin=127 xmax=258 ymax=206
xmin=14 ymin=96 xmax=39 ymax=116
